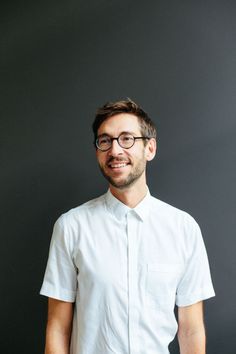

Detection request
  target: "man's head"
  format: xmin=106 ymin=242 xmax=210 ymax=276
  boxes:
xmin=92 ymin=99 xmax=157 ymax=191
xmin=92 ymin=98 xmax=157 ymax=144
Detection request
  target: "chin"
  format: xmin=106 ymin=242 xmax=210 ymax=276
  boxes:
xmin=109 ymin=177 xmax=138 ymax=190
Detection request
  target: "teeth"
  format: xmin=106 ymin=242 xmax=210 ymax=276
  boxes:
xmin=110 ymin=163 xmax=127 ymax=168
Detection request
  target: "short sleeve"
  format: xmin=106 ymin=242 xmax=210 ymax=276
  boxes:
xmin=40 ymin=216 xmax=77 ymax=302
xmin=176 ymin=218 xmax=215 ymax=307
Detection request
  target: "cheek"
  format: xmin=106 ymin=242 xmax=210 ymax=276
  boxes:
xmin=96 ymin=153 xmax=107 ymax=166
xmin=133 ymin=148 xmax=145 ymax=160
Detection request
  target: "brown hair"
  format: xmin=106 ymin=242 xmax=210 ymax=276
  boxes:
xmin=92 ymin=98 xmax=157 ymax=145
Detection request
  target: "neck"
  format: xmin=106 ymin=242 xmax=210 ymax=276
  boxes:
xmin=109 ymin=175 xmax=148 ymax=208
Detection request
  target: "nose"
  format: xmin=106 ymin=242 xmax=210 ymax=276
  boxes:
xmin=108 ymin=138 xmax=124 ymax=156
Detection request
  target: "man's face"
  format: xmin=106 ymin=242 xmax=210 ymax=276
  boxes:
xmin=96 ymin=113 xmax=153 ymax=190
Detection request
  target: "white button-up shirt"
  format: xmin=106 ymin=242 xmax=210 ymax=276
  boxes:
xmin=40 ymin=189 xmax=215 ymax=354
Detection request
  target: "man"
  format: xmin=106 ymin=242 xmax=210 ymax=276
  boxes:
xmin=40 ymin=99 xmax=215 ymax=354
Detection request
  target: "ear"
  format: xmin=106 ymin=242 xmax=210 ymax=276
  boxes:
xmin=95 ymin=143 xmax=100 ymax=158
xmin=145 ymin=138 xmax=157 ymax=161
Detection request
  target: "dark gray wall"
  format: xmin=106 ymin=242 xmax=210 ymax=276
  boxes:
xmin=1 ymin=0 xmax=235 ymax=353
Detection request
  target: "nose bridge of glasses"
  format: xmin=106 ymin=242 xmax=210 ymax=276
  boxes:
xmin=110 ymin=137 xmax=123 ymax=151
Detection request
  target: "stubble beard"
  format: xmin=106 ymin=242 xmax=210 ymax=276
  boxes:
xmin=99 ymin=156 xmax=147 ymax=190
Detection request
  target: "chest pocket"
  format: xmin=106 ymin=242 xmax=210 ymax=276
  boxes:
xmin=146 ymin=263 xmax=183 ymax=310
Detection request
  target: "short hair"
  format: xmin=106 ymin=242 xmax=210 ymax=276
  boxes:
xmin=92 ymin=98 xmax=157 ymax=145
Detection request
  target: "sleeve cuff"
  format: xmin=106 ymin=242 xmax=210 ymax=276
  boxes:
xmin=39 ymin=282 xmax=76 ymax=302
xmin=176 ymin=287 xmax=215 ymax=307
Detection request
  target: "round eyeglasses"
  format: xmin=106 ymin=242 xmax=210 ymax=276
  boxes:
xmin=95 ymin=133 xmax=150 ymax=152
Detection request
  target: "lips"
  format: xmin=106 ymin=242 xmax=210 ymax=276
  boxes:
xmin=110 ymin=163 xmax=128 ymax=168
xmin=107 ymin=160 xmax=130 ymax=169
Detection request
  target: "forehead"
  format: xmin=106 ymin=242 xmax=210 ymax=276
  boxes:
xmin=98 ymin=113 xmax=141 ymax=136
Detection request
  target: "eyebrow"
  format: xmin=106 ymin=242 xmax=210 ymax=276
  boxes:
xmin=97 ymin=131 xmax=138 ymax=138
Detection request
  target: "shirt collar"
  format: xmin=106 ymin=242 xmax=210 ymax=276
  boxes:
xmin=133 ymin=188 xmax=151 ymax=221
xmin=104 ymin=187 xmax=151 ymax=222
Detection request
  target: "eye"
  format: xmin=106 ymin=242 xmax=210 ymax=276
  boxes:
xmin=119 ymin=134 xmax=134 ymax=146
xmin=120 ymin=134 xmax=133 ymax=142
xmin=98 ymin=135 xmax=111 ymax=145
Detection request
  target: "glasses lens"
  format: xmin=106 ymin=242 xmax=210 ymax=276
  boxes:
xmin=97 ymin=135 xmax=111 ymax=151
xmin=118 ymin=134 xmax=135 ymax=148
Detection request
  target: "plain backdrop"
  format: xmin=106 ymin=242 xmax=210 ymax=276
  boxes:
xmin=1 ymin=0 xmax=236 ymax=353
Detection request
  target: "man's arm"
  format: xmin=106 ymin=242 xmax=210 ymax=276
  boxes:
xmin=177 ymin=301 xmax=206 ymax=354
xmin=44 ymin=298 xmax=74 ymax=354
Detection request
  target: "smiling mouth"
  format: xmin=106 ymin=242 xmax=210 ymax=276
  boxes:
xmin=107 ymin=161 xmax=130 ymax=169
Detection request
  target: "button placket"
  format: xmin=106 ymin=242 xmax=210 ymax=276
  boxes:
xmin=127 ymin=211 xmax=140 ymax=354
